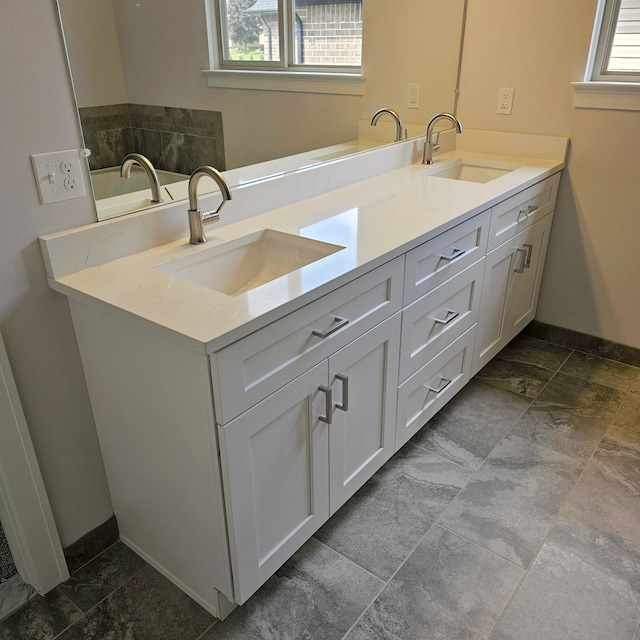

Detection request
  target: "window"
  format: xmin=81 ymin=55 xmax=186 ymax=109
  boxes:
xmin=590 ymin=0 xmax=640 ymax=80
xmin=205 ymin=0 xmax=365 ymax=94
xmin=573 ymin=0 xmax=640 ymax=110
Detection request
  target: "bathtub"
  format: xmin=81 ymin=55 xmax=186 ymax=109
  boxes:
xmin=90 ymin=166 xmax=188 ymax=199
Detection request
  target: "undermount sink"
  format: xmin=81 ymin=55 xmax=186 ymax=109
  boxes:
xmin=153 ymin=229 xmax=345 ymax=296
xmin=429 ymin=158 xmax=520 ymax=183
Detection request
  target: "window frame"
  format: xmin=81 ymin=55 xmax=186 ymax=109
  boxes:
xmin=573 ymin=0 xmax=640 ymax=110
xmin=204 ymin=0 xmax=365 ymax=96
xmin=589 ymin=0 xmax=640 ymax=81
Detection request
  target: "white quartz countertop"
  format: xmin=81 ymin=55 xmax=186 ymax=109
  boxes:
xmin=45 ymin=146 xmax=565 ymax=354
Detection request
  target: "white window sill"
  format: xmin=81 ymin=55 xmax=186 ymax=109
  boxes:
xmin=204 ymin=69 xmax=366 ymax=96
xmin=572 ymin=81 xmax=640 ymax=111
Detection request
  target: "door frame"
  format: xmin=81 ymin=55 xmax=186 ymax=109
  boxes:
xmin=0 ymin=332 xmax=69 ymax=594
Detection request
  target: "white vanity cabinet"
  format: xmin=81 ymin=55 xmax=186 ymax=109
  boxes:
xmin=472 ymin=173 xmax=560 ymax=375
xmin=212 ymin=260 xmax=403 ymax=604
xmin=395 ymin=211 xmax=490 ymax=449
xmin=219 ymin=314 xmax=401 ymax=604
xmin=51 ymin=162 xmax=564 ymax=620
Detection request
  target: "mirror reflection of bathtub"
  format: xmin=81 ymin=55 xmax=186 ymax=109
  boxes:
xmin=92 ymin=166 xmax=189 ymax=220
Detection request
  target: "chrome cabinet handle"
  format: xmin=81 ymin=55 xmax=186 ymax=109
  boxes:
xmin=523 ymin=243 xmax=534 ymax=268
xmin=312 ymin=316 xmax=349 ymax=339
xmin=518 ymin=203 xmax=539 ymax=218
xmin=426 ymin=376 xmax=452 ymax=394
xmin=433 ymin=309 xmax=459 ymax=325
xmin=514 ymin=247 xmax=527 ymax=273
xmin=318 ymin=386 xmax=333 ymax=424
xmin=335 ymin=374 xmax=349 ymax=412
xmin=438 ymin=247 xmax=466 ymax=262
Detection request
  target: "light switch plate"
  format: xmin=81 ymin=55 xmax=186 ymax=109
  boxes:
xmin=31 ymin=150 xmax=86 ymax=204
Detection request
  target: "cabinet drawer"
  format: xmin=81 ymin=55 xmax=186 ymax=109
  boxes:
xmin=212 ymin=257 xmax=404 ymax=424
xmin=404 ymin=210 xmax=490 ymax=304
xmin=396 ymin=326 xmax=475 ymax=450
xmin=488 ymin=172 xmax=560 ymax=251
xmin=399 ymin=260 xmax=484 ymax=382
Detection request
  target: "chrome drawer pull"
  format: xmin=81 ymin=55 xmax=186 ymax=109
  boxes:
xmin=518 ymin=203 xmax=539 ymax=219
xmin=312 ymin=316 xmax=349 ymax=339
xmin=514 ymin=247 xmax=527 ymax=273
xmin=335 ymin=374 xmax=349 ymax=412
xmin=438 ymin=247 xmax=466 ymax=262
xmin=426 ymin=376 xmax=452 ymax=394
xmin=523 ymin=243 xmax=534 ymax=268
xmin=318 ymin=386 xmax=333 ymax=424
xmin=433 ymin=309 xmax=459 ymax=325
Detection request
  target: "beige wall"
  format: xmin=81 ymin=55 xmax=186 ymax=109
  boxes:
xmin=58 ymin=0 xmax=127 ymax=107
xmin=0 ymin=2 xmax=112 ymax=546
xmin=458 ymin=0 xmax=640 ymax=349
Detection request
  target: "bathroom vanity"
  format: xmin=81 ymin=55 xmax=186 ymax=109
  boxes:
xmin=40 ymin=131 xmax=567 ymax=618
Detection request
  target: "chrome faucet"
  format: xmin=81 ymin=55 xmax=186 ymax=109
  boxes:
xmin=422 ymin=113 xmax=463 ymax=165
xmin=120 ymin=153 xmax=163 ymax=203
xmin=371 ymin=108 xmax=404 ymax=142
xmin=187 ymin=166 xmax=232 ymax=245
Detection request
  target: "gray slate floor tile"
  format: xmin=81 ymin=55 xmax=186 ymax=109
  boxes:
xmin=345 ymin=525 xmax=523 ymax=640
xmin=413 ymin=379 xmax=530 ymax=470
xmin=57 ymin=541 xmax=146 ymax=612
xmin=512 ymin=371 xmax=624 ymax=459
xmin=560 ymin=350 xmax=639 ymax=391
xmin=315 ymin=443 xmax=472 ymax=580
xmin=0 ymin=588 xmax=82 ymax=640
xmin=475 ymin=357 xmax=555 ymax=399
xmin=56 ymin=565 xmax=215 ymax=640
xmin=494 ymin=334 xmax=572 ymax=371
xmin=440 ymin=434 xmax=583 ymax=567
xmin=202 ymin=537 xmax=383 ymax=640
xmin=492 ymin=513 xmax=640 ymax=640
xmin=563 ymin=437 xmax=640 ymax=545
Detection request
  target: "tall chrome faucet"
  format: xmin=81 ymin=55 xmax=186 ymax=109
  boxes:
xmin=187 ymin=166 xmax=232 ymax=245
xmin=371 ymin=108 xmax=404 ymax=142
xmin=120 ymin=153 xmax=163 ymax=203
xmin=422 ymin=113 xmax=463 ymax=165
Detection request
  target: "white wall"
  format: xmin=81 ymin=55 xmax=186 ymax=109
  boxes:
xmin=58 ymin=0 xmax=127 ymax=107
xmin=458 ymin=0 xmax=640 ymax=349
xmin=0 ymin=2 xmax=112 ymax=546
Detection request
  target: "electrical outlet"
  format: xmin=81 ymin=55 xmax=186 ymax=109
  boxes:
xmin=408 ymin=83 xmax=420 ymax=109
xmin=497 ymin=87 xmax=514 ymax=115
xmin=31 ymin=149 xmax=86 ymax=204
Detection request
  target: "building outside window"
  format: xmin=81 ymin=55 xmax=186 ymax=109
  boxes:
xmin=216 ymin=0 xmax=363 ymax=71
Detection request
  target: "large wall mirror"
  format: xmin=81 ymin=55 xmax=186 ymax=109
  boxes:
xmin=57 ymin=0 xmax=467 ymax=221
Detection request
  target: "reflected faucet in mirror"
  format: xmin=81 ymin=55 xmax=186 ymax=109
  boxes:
xmin=120 ymin=153 xmax=163 ymax=203
xmin=423 ymin=112 xmax=463 ymax=165
xmin=370 ymin=108 xmax=405 ymax=142
xmin=188 ymin=166 xmax=232 ymax=245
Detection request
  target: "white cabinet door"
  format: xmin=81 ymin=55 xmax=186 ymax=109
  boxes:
xmin=328 ymin=313 xmax=401 ymax=515
xmin=473 ymin=214 xmax=553 ymax=375
xmin=219 ymin=362 xmax=330 ymax=605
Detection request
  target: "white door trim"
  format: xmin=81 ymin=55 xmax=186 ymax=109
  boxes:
xmin=0 ymin=332 xmax=69 ymax=594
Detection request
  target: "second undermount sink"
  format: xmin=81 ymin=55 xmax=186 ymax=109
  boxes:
xmin=429 ymin=158 xmax=520 ymax=183
xmin=153 ymin=229 xmax=345 ymax=296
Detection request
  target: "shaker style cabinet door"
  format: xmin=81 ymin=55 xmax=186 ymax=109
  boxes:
xmin=473 ymin=214 xmax=553 ymax=375
xmin=328 ymin=313 xmax=401 ymax=515
xmin=218 ymin=362 xmax=330 ymax=605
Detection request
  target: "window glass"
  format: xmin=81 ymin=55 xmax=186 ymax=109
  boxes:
xmin=606 ymin=0 xmax=640 ymax=72
xmin=217 ymin=0 xmax=363 ymax=70
xmin=291 ymin=0 xmax=363 ymax=67
xmin=220 ymin=0 xmax=281 ymax=63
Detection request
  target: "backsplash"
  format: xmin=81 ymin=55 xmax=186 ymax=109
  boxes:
xmin=79 ymin=104 xmax=225 ymax=176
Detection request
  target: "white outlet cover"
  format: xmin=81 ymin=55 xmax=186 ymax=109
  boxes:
xmin=31 ymin=149 xmax=86 ymax=205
